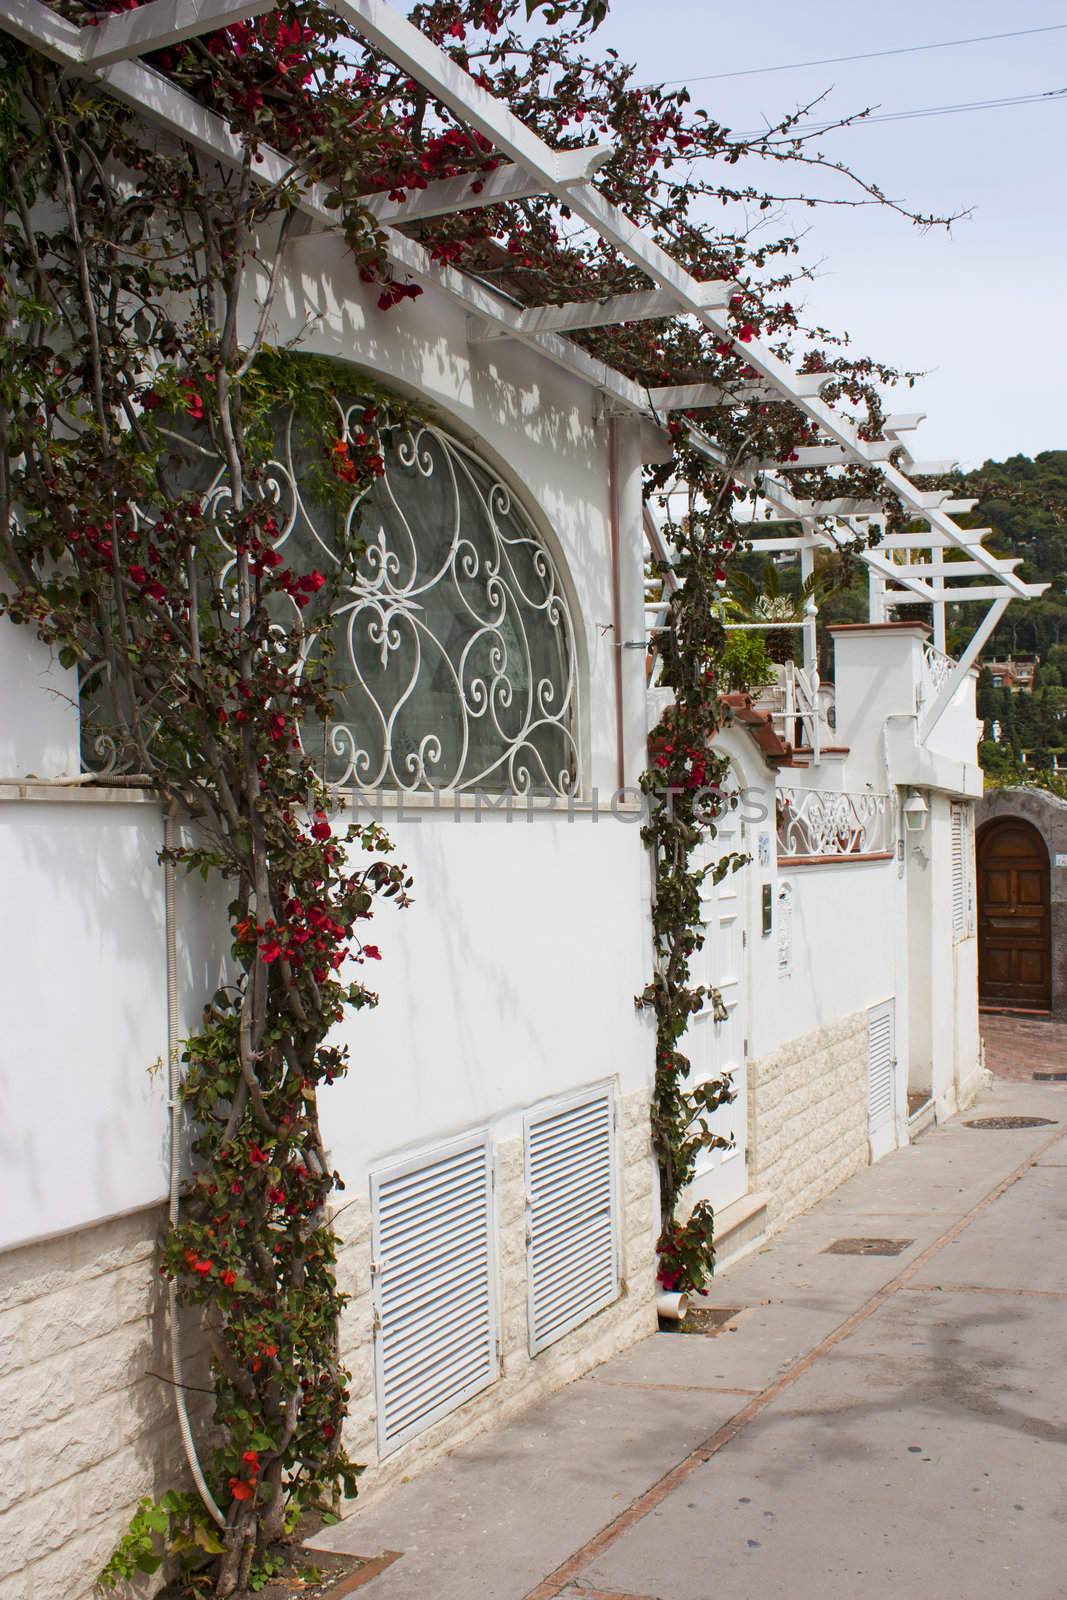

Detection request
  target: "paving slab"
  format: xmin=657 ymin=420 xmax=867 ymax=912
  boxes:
xmin=581 ymin=1287 xmax=1067 ymax=1600
xmin=909 ymin=1160 xmax=1067 ymax=1295
xmin=309 ymin=1376 xmax=747 ymax=1599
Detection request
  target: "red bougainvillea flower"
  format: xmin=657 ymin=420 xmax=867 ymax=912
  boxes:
xmin=179 ymin=378 xmax=205 ymax=421
xmin=361 ymin=944 xmax=381 ymax=960
xmin=322 ymin=1421 xmax=335 ymax=1439
xmin=220 ymin=1269 xmax=236 ymax=1288
xmin=310 ymin=812 xmax=332 ymax=841
xmin=259 ymin=940 xmax=283 ymax=964
xmin=241 ymin=1450 xmax=260 ymax=1473
xmin=193 ymin=1259 xmax=213 ymax=1276
xmin=137 ymin=388 xmax=163 ymax=411
xmin=737 ymin=323 xmax=756 ymax=342
xmin=248 ymin=1146 xmax=268 ymax=1166
xmin=228 ymin=1478 xmax=255 ymax=1502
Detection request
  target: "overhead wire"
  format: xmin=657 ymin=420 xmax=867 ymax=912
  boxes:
xmin=658 ymin=22 xmax=1067 ymax=87
xmin=733 ymin=86 xmax=1067 ymax=140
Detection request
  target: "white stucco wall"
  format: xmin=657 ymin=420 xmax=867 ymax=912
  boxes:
xmin=0 ymin=241 xmax=657 ymax=1254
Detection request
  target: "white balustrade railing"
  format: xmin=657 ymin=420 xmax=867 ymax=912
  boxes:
xmin=755 ymin=663 xmax=836 ymax=764
xmin=777 ymin=787 xmax=891 ymax=860
xmin=920 ymin=643 xmax=955 ymax=705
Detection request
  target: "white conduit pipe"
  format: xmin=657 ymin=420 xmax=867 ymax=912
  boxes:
xmin=165 ymin=809 xmax=227 ymax=1529
xmin=656 ymin=1289 xmax=690 ymax=1322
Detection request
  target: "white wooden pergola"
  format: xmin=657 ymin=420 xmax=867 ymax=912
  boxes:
xmin=0 ymin=0 xmax=1045 ymax=747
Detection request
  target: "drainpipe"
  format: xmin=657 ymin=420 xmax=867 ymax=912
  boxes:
xmin=164 ymin=807 xmax=227 ymax=1529
xmin=607 ymin=417 xmax=626 ymax=793
xmin=657 ymin=1289 xmax=690 ymax=1323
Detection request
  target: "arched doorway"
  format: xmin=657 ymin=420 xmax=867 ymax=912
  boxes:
xmin=977 ymin=818 xmax=1052 ymax=1011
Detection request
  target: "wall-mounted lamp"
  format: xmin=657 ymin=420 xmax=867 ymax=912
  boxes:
xmin=902 ymin=790 xmax=929 ymax=835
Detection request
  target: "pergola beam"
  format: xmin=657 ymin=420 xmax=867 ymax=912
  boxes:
xmin=882 ymin=558 xmax=1021 ymax=578
xmin=919 ymin=597 xmax=1011 ymax=740
xmin=468 ymin=280 xmax=735 ymax=343
xmin=80 ymin=0 xmax=276 ymax=67
xmin=648 ymin=372 xmax=827 ymax=413
xmin=364 ymin=164 xmax=543 ymax=225
xmin=876 ymin=529 xmax=989 ymax=549
xmin=753 ymin=440 xmax=899 ymax=469
xmin=886 ymin=585 xmax=1046 ymax=603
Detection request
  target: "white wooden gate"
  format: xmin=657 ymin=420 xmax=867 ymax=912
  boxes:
xmin=686 ymin=816 xmax=750 ymax=1214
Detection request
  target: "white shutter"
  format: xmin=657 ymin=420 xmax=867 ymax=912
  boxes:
xmin=525 ymin=1085 xmax=619 ymax=1356
xmin=371 ymin=1132 xmax=497 ymax=1457
xmin=950 ymin=803 xmax=973 ymax=942
xmin=867 ymin=1000 xmax=895 ymax=1133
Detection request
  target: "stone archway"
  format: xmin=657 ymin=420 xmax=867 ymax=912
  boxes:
xmin=975 ymin=787 xmax=1067 ymax=1018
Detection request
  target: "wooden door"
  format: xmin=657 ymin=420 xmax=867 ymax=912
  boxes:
xmin=977 ymin=819 xmax=1051 ymax=1011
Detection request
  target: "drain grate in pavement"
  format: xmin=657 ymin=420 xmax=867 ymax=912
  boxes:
xmin=823 ymin=1238 xmax=913 ymax=1256
xmin=674 ymin=1306 xmax=744 ymax=1336
xmin=964 ymin=1116 xmax=1058 ymax=1129
xmin=1033 ymin=1072 xmax=1067 ymax=1082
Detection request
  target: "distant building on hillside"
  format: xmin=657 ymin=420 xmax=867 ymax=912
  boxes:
xmin=987 ymin=656 xmax=1038 ymax=692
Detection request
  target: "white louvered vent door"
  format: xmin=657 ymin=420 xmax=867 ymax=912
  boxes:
xmin=525 ymin=1086 xmax=620 ymax=1357
xmin=951 ymin=803 xmax=973 ymax=942
xmin=371 ymin=1133 xmax=497 ymax=1458
xmin=867 ymin=1000 xmax=896 ymax=1134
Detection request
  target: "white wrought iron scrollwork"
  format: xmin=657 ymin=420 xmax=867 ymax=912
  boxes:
xmin=776 ymin=787 xmax=890 ymax=859
xmin=79 ymin=400 xmax=580 ymax=797
xmin=307 ymin=410 xmax=579 ymax=796
xmin=921 ymin=642 xmax=954 ymax=703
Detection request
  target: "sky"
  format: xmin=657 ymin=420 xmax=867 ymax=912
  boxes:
xmin=594 ymin=0 xmax=1067 ymax=467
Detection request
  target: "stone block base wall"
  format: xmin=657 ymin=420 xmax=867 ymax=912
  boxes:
xmin=334 ymin=1086 xmax=658 ymax=1506
xmin=0 ymin=1207 xmax=188 ymax=1600
xmin=747 ymin=1012 xmax=869 ymax=1234
xmin=0 ymin=1088 xmax=657 ymax=1597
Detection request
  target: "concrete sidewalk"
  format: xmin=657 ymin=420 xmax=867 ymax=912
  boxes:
xmin=312 ymin=1077 xmax=1067 ymax=1599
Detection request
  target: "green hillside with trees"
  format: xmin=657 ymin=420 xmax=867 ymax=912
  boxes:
xmin=964 ymin=451 xmax=1067 ymax=778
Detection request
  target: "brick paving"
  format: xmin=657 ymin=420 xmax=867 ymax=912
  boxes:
xmin=981 ymin=1011 xmax=1067 ymax=1081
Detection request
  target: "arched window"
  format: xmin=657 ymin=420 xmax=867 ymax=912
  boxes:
xmin=80 ymin=395 xmax=581 ymax=798
xmin=292 ymin=410 xmax=580 ymax=796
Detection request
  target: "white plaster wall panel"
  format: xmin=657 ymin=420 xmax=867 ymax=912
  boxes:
xmin=321 ymin=805 xmax=653 ymax=1186
xmin=926 ymin=670 xmax=982 ymax=768
xmin=0 ymin=793 xmax=652 ymax=1250
xmin=829 ymin=625 xmax=926 ymax=780
xmin=0 ymin=624 xmax=80 ymax=780
xmin=0 ymin=803 xmax=229 ymax=1251
xmin=0 ymin=803 xmax=168 ymax=1249
xmin=750 ymin=858 xmax=900 ymax=1057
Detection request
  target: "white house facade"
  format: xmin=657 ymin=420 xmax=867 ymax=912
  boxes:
xmin=0 ymin=4 xmax=1037 ymax=1598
